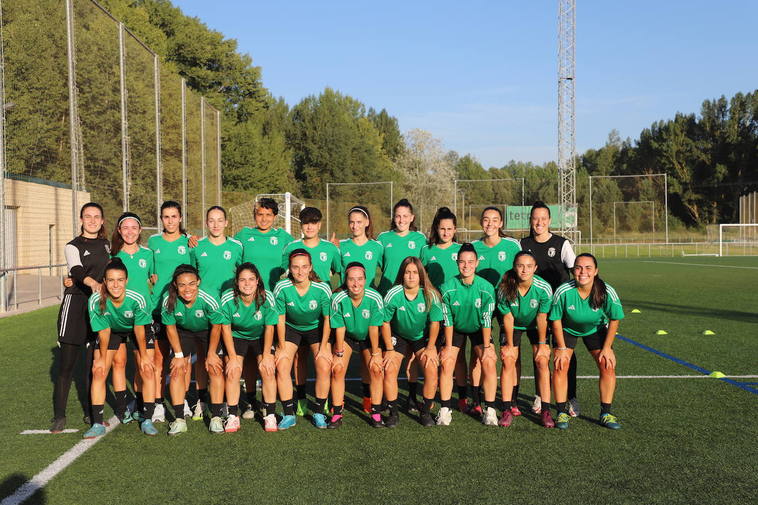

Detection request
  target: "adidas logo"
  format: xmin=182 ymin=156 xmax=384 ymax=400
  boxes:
xmin=233 ymin=313 xmax=241 ymax=318
xmin=155 ymin=248 xmax=161 ymax=254
xmin=201 ymin=252 xmax=208 ymax=257
xmin=83 ymin=250 xmax=91 ymax=257
xmin=386 ymin=243 xmax=393 ymax=248
xmin=344 ymin=252 xmax=351 ymax=257
xmin=176 ymin=312 xmax=183 ymax=317
xmin=287 ymin=302 xmax=295 ymax=306
xmin=344 ymin=313 xmax=351 ymax=318
xmin=398 ymin=306 xmax=406 ymax=311
xmin=248 ymin=237 xmax=255 ymax=241
xmin=430 ymin=256 xmax=437 ymax=261
xmin=479 ymin=255 xmax=485 ymax=260
xmin=452 ymin=301 xmax=460 ymax=306
xmin=568 ymin=305 xmax=576 ymax=311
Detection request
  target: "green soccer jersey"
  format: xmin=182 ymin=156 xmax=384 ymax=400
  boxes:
xmin=473 ymin=237 xmax=522 ymax=288
xmin=234 ymin=227 xmax=294 ymax=290
xmin=440 ymin=274 xmax=496 ymax=334
xmin=161 ymin=289 xmax=224 ymax=332
xmin=115 ymin=247 xmax=155 ymax=309
xmin=282 ymin=239 xmax=341 ymax=286
xmin=273 ymin=279 xmax=332 ymax=331
xmin=338 ymin=238 xmax=383 ymax=287
xmin=549 ymin=280 xmax=625 ymax=337
xmin=496 ymin=275 xmax=553 ymax=330
xmin=148 ymin=233 xmax=191 ymax=306
xmin=330 ymin=288 xmax=385 ymax=341
xmin=88 ymin=289 xmax=152 ymax=333
xmin=218 ymin=289 xmax=279 ymax=340
xmin=190 ymin=236 xmax=243 ymax=297
xmin=420 ymin=242 xmax=462 ymax=289
xmin=377 ymin=230 xmax=427 ymax=294
xmin=383 ymin=285 xmax=443 ymax=341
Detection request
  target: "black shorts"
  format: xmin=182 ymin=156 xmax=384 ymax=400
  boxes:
xmin=100 ymin=326 xmax=156 ymax=351
xmin=500 ymin=328 xmax=542 ymax=347
xmin=448 ymin=329 xmax=485 ymax=348
xmin=343 ymin=335 xmax=371 ymax=352
xmin=230 ymin=338 xmax=263 ymax=358
xmin=57 ymin=294 xmax=95 ymax=345
xmin=176 ymin=328 xmax=209 ymax=356
xmin=151 ymin=320 xmax=168 ymax=340
xmin=385 ymin=335 xmax=427 ymax=355
xmin=284 ymin=325 xmax=321 ymax=347
xmin=561 ymin=327 xmax=609 ymax=351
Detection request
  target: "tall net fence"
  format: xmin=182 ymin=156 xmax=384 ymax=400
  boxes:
xmin=0 ymin=0 xmax=222 ymax=311
xmin=325 ymin=182 xmax=394 ymax=239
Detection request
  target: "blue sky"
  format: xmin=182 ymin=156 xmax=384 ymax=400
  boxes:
xmin=178 ymin=0 xmax=758 ymax=168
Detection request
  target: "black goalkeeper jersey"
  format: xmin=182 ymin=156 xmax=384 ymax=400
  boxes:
xmin=63 ymin=236 xmax=111 ymax=297
xmin=519 ymin=234 xmax=575 ymax=290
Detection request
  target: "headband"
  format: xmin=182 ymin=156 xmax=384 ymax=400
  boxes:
xmin=117 ymin=212 xmax=141 ymax=227
xmin=348 ymin=207 xmax=369 ymax=218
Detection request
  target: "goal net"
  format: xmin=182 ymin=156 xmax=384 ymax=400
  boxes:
xmin=719 ymin=224 xmax=758 ymax=256
xmin=228 ymin=192 xmax=306 ymax=238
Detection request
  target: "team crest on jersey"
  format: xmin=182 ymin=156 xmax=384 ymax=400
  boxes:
xmin=417 ymin=303 xmax=426 ymax=312
xmin=475 ymin=298 xmax=481 ymax=308
xmin=498 ymin=251 xmax=506 ymax=261
xmin=452 ymin=253 xmax=458 ymax=261
xmin=270 ymin=237 xmax=278 ymax=246
xmin=530 ymin=299 xmax=539 ymax=309
xmin=364 ymin=251 xmax=373 ymax=260
xmin=408 ymin=241 xmax=416 ymax=250
xmin=548 ymin=247 xmax=556 ymax=258
xmin=254 ymin=311 xmax=262 ymax=321
xmin=195 ymin=309 xmax=204 ymax=318
xmin=362 ymin=309 xmax=370 ymax=319
xmin=319 ymin=252 xmax=327 ymax=262
xmin=124 ymin=311 xmax=133 ymax=318
xmin=224 ymin=250 xmax=232 ymax=260
xmin=138 ymin=259 xmax=147 ymax=268
xmin=309 ymin=300 xmax=318 ymax=310
xmin=178 ymin=246 xmax=186 ymax=255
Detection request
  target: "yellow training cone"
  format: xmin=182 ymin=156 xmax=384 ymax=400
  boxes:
xmin=709 ymin=371 xmax=726 ymax=378
xmin=655 ymin=330 xmax=668 ymax=335
xmin=631 ymin=309 xmax=641 ymax=314
xmin=703 ymin=330 xmax=715 ymax=336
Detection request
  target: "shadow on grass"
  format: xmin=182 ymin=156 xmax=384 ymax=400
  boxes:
xmin=0 ymin=473 xmax=47 ymax=504
xmin=624 ymin=299 xmax=758 ymax=324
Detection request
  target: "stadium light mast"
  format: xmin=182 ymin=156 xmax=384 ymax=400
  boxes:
xmin=558 ymin=0 xmax=577 ymax=238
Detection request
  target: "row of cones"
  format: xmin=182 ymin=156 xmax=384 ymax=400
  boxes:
xmin=629 ymin=309 xmax=715 ymax=336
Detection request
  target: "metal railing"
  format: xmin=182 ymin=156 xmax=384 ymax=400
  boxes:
xmin=0 ymin=263 xmax=67 ymax=312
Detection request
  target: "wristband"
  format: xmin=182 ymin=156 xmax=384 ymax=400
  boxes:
xmin=335 ymin=350 xmax=344 ymax=357
xmin=483 ymin=345 xmax=492 ymax=349
xmin=555 ymin=347 xmax=568 ymax=351
xmin=371 ymin=351 xmax=381 ymax=356
xmin=387 ymin=348 xmax=395 ymax=352
xmin=174 ymin=351 xmax=184 ymax=358
xmin=537 ymin=341 xmax=547 ymax=345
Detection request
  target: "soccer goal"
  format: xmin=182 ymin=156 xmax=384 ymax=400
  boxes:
xmin=228 ymin=192 xmax=306 ymax=237
xmin=718 ymin=224 xmax=758 ymax=256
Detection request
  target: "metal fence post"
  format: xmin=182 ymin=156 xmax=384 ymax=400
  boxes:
xmin=118 ymin=22 xmax=129 ymax=212
xmin=154 ymin=54 xmax=162 ymax=225
xmin=200 ymin=96 xmax=206 ymax=234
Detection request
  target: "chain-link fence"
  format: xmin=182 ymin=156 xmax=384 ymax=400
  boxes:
xmin=0 ymin=0 xmax=222 ymax=311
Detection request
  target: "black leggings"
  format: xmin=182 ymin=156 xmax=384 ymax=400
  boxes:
xmin=53 ymin=342 xmax=94 ymax=419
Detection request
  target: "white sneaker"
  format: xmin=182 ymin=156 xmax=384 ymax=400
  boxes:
xmin=568 ymin=397 xmax=580 ymax=418
xmin=263 ymin=413 xmax=278 ymax=432
xmin=241 ymin=406 xmax=256 ymax=420
xmin=483 ymin=407 xmax=498 ymax=426
xmin=152 ymin=403 xmax=166 ymax=423
xmin=192 ymin=401 xmax=205 ymax=421
xmin=532 ymin=395 xmax=542 ymax=414
xmin=183 ymin=400 xmax=192 ymax=418
xmin=436 ymin=407 xmax=452 ymax=426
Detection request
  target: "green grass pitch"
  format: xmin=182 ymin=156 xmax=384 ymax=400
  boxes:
xmin=1 ymin=257 xmax=757 ymax=504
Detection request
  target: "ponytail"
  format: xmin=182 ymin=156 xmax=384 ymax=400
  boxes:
xmin=575 ymin=253 xmax=607 ymax=310
xmin=497 ymin=251 xmax=538 ymax=303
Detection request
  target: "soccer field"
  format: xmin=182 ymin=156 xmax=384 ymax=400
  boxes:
xmin=1 ymin=257 xmax=757 ymax=505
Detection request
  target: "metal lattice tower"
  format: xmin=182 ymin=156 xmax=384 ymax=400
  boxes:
xmin=558 ymin=0 xmax=576 ymax=234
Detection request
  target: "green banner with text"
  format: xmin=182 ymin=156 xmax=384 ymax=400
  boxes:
xmin=506 ymin=205 xmax=577 ymax=229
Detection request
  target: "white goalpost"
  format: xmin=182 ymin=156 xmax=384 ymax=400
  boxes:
xmin=228 ymin=192 xmax=306 ymax=237
xmin=718 ymin=223 xmax=758 ymax=257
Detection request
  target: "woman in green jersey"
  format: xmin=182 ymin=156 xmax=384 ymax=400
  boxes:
xmin=468 ymin=206 xmax=521 ymax=415
xmin=148 ymin=201 xmax=192 ymax=420
xmin=190 ymin=206 xmax=243 ymax=419
xmin=496 ymin=251 xmax=554 ymax=428
xmin=337 ymin=205 xmax=384 ymax=414
xmin=218 ymin=263 xmax=279 ymax=433
xmin=329 ymin=262 xmax=385 ymax=428
xmin=274 ymin=250 xmax=333 ymax=430
xmin=550 ymin=253 xmax=624 ymax=430
xmin=378 ymin=199 xmax=428 ymax=414
xmin=382 ymin=257 xmax=441 ymax=428
xmin=421 ymin=207 xmax=469 ymax=413
xmin=437 ymin=243 xmax=497 ymax=426
xmin=161 ymin=264 xmax=225 ymax=435
xmin=84 ymin=258 xmax=158 ymax=438
xmin=110 ymin=213 xmax=159 ymax=424
xmin=283 ymin=207 xmax=341 ymax=417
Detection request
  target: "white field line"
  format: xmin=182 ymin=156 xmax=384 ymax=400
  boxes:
xmin=20 ymin=429 xmax=79 ymax=435
xmin=3 ymin=416 xmax=118 ymax=505
xmin=642 ymin=260 xmax=758 ymax=270
xmin=331 ymin=375 xmax=758 ymax=381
